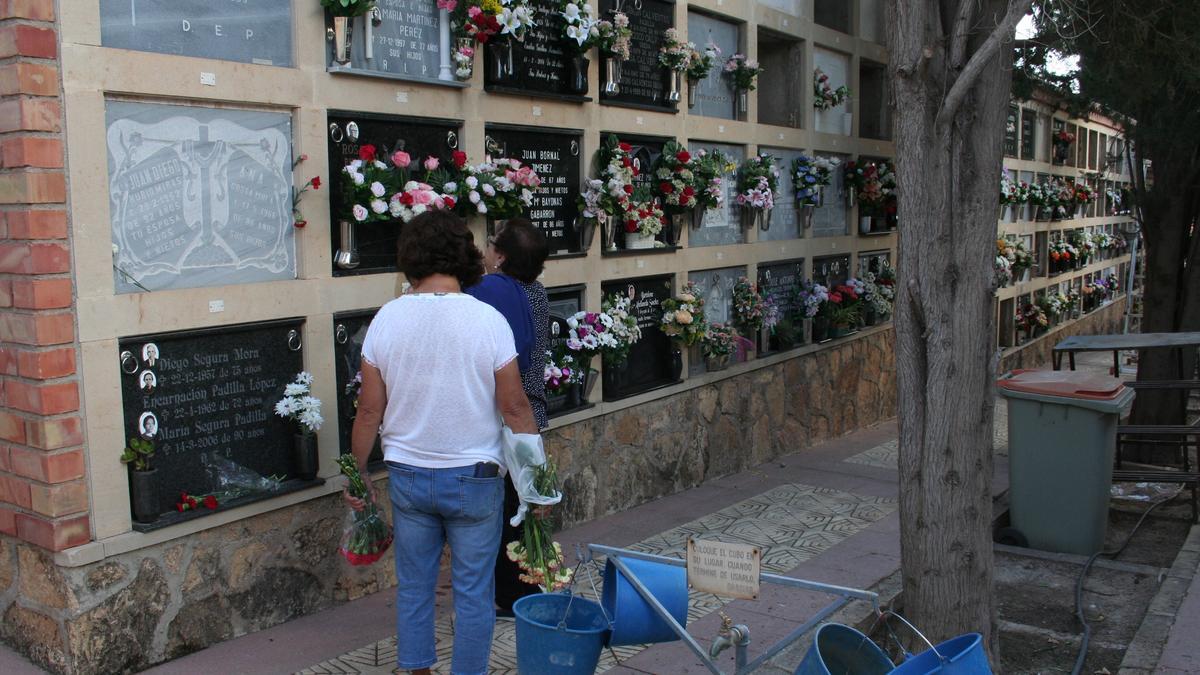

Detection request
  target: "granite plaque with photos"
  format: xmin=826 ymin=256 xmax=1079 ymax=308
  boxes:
xmin=329 ymin=0 xmax=444 ymax=81
xmin=686 ymin=12 xmax=738 ymax=120
xmin=758 ymin=259 xmax=804 ymax=352
xmin=619 ymin=134 xmax=667 ymax=196
xmin=119 ymin=319 xmax=304 ymax=522
xmin=100 ymin=0 xmax=293 ymax=66
xmin=107 ymin=101 xmax=296 ymax=293
xmin=333 ymin=310 xmax=384 ymax=462
xmin=599 ymin=0 xmax=676 ymax=111
xmin=327 ymin=111 xmax=462 ymax=275
xmin=486 ymin=126 xmax=583 ymax=254
xmin=602 ymin=276 xmax=677 ymax=399
xmin=688 ymin=141 xmax=744 ymax=247
xmin=546 ymin=285 xmax=587 ymax=415
xmin=813 ymin=254 xmax=851 ymax=287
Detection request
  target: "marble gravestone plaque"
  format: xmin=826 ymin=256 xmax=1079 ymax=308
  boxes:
xmin=758 ymin=259 xmax=804 ymax=352
xmin=599 ymin=0 xmax=676 ymax=110
xmin=688 ymin=141 xmax=744 ymax=247
xmin=327 ymin=112 xmax=461 ymax=275
xmin=687 ymin=266 xmax=744 ymax=375
xmin=619 ymin=134 xmax=667 ymax=196
xmin=686 ymin=12 xmax=738 ymax=120
xmin=811 ymin=152 xmax=849 ymax=238
xmin=602 ymin=276 xmax=676 ymax=399
xmin=760 ymin=147 xmax=806 ymax=241
xmin=546 ymin=286 xmax=585 ymax=414
xmin=107 ymin=101 xmax=295 ymax=293
xmin=495 ymin=0 xmax=580 ymax=96
xmin=331 ymin=0 xmax=445 ymax=81
xmin=813 ymin=254 xmax=850 ymax=287
xmin=332 ymin=310 xmax=384 ymax=462
xmin=487 ymin=126 xmax=583 ymax=254
xmin=100 ymin=0 xmax=293 ymax=66
xmin=119 ymin=319 xmax=303 ymax=521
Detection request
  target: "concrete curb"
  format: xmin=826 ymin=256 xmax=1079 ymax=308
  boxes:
xmin=1119 ymin=524 xmax=1200 ymax=674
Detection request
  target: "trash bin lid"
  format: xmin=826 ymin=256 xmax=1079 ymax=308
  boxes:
xmin=997 ymin=369 xmax=1125 ymax=400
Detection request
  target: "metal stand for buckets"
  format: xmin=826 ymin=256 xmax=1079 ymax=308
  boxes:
xmin=588 ymin=544 xmax=881 ymax=675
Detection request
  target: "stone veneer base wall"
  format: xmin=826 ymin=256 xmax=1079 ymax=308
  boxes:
xmin=0 ymin=327 xmax=898 ymax=674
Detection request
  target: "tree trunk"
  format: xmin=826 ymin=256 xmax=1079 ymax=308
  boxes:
xmin=886 ymin=0 xmax=1028 ymax=660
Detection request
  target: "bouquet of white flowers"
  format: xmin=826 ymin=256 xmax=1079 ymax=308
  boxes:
xmin=274 ymin=372 xmax=323 ymax=435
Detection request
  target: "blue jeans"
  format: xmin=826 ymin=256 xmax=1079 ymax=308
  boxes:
xmin=388 ymin=462 xmax=503 ymax=675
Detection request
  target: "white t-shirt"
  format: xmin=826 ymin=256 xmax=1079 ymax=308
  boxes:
xmin=361 ymin=293 xmax=517 ymax=468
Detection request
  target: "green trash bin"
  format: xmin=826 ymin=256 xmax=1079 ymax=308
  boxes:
xmin=997 ymin=370 xmax=1135 ymax=556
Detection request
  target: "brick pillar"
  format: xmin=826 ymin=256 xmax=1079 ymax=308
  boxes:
xmin=0 ymin=1 xmax=88 ymax=552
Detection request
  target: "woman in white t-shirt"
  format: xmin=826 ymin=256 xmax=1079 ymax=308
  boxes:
xmin=346 ymin=210 xmax=537 ymax=675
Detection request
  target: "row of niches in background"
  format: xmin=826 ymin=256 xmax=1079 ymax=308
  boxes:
xmin=95 ymin=0 xmax=890 ymax=135
xmin=994 ymin=224 xmax=1134 ymax=291
xmin=998 ymin=262 xmax=1129 ymax=350
xmin=116 ymin=249 xmax=891 ymax=528
xmin=105 ymin=97 xmax=890 ymax=294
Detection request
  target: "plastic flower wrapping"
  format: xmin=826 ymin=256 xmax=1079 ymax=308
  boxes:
xmin=335 ymin=454 xmax=393 ymax=566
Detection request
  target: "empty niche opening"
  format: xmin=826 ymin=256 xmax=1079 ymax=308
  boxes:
xmin=756 ymin=29 xmax=803 ymax=128
xmin=814 ymin=0 xmax=852 ymax=34
xmin=857 ymin=58 xmax=890 ymax=140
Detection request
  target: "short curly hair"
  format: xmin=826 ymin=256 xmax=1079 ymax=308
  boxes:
xmin=397 ymin=211 xmax=483 ymax=289
xmin=493 ymin=218 xmax=549 ymax=283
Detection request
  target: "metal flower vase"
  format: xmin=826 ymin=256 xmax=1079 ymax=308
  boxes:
xmin=577 ymin=217 xmax=597 ymax=252
xmin=603 ymin=57 xmax=622 ymax=94
xmin=687 ymin=77 xmax=700 ymax=108
xmin=800 ymin=204 xmax=815 ymax=229
xmin=293 ymin=433 xmax=318 ymax=481
xmin=567 ymin=54 xmax=590 ymax=95
xmin=736 ymin=89 xmax=749 ymax=115
xmin=334 ymin=220 xmax=360 ymax=269
xmin=600 ymin=217 xmax=619 ymax=251
xmin=330 ymin=16 xmax=354 ymax=66
xmin=667 ymin=211 xmax=687 ymax=245
xmin=666 ymin=69 xmax=683 ymax=103
xmin=758 ymin=207 xmax=773 ymax=231
xmin=690 ymin=206 xmax=706 ymax=230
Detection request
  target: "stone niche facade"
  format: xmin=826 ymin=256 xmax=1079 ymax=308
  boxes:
xmin=0 ymin=328 xmax=896 ymax=674
xmin=1000 ymin=298 xmax=1127 ymax=372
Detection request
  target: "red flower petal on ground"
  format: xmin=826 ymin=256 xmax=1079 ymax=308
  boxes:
xmin=358 ymin=144 xmax=377 ymax=162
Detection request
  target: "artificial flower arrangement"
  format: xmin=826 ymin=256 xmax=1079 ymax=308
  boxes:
xmin=736 ymin=153 xmax=780 ymax=217
xmin=999 ymin=172 xmax=1026 ymax=206
xmin=812 ymin=68 xmax=849 ymax=110
xmin=691 ymin=148 xmax=736 ymax=212
xmin=651 ymin=142 xmax=699 ymax=214
xmin=792 ymin=155 xmax=840 ymax=207
xmin=274 ymin=372 xmax=324 ymax=436
xmin=595 ymin=12 xmax=632 ymax=61
xmin=999 ymin=238 xmax=1032 ymax=279
xmin=724 ymin=53 xmax=763 ymax=91
xmin=597 ymin=292 xmax=642 ymax=366
xmin=799 ymin=281 xmax=829 ymax=320
xmin=452 ymin=42 xmax=475 ymax=79
xmin=659 ymin=281 xmax=707 ymax=346
xmin=994 ymin=251 xmax=1013 ymax=287
xmin=506 ymin=455 xmax=573 ymax=591
xmin=336 ymin=454 xmax=394 ymax=566
xmin=544 ymin=347 xmax=585 ymax=395
xmin=1017 ymin=302 xmax=1049 ymax=335
xmin=844 ymin=160 xmax=897 ymax=216
xmin=1064 ymin=288 xmax=1080 ymax=313
xmin=731 ymin=277 xmax=769 ymax=335
xmin=322 ymin=0 xmax=376 ymax=17
xmin=1053 ymin=129 xmax=1076 ymax=146
xmin=1049 ymin=239 xmax=1073 ymax=267
xmin=344 ymin=370 xmax=363 ymax=420
xmin=1071 ymin=180 xmax=1095 ymax=207
xmin=1105 ymin=273 xmax=1120 ymax=293
xmin=825 ymin=283 xmax=863 ymax=328
xmin=339 ymin=145 xmax=459 ymax=224
xmin=686 ymin=43 xmax=721 ymax=82
xmin=701 ymin=322 xmax=742 ymax=360
xmin=558 ymin=0 xmax=599 ymax=52
xmin=458 ymin=155 xmax=541 ymax=218
xmin=471 ymin=0 xmax=537 ymax=43
xmin=291 ymin=154 xmax=321 ymax=228
xmin=1037 ymin=292 xmax=1065 ymax=321
xmin=622 ymin=199 xmax=666 ymax=239
xmin=658 ymin=28 xmax=692 ymax=72
xmin=1092 ymin=231 xmax=1112 ymax=251
xmin=861 ymin=272 xmax=893 ymax=318
xmin=449 ymin=0 xmax=502 ymax=44
xmin=577 ymin=134 xmax=636 ymax=231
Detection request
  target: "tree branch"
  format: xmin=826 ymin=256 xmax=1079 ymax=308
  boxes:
xmin=936 ymin=0 xmax=1034 ymax=129
xmin=950 ymin=0 xmax=979 ymax=69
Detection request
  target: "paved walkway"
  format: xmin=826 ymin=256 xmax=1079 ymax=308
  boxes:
xmin=2 ymin=358 xmax=1197 ymax=673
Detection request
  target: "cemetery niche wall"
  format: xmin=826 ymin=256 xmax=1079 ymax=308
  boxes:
xmin=327 ymin=111 xmax=462 ymax=274
xmin=325 ymin=0 xmax=458 ymax=85
xmin=599 ymin=0 xmax=677 ymax=111
xmin=758 ymin=259 xmax=805 ymax=353
xmin=107 ymin=100 xmax=296 ymax=293
xmin=601 ymin=276 xmax=679 ymax=399
xmin=333 ymin=310 xmax=384 ymax=463
xmin=485 ymin=0 xmax=591 ymax=99
xmin=117 ymin=319 xmax=310 ymax=532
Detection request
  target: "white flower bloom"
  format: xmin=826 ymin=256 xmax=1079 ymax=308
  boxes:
xmin=469 ymin=190 xmax=481 ymax=204
xmin=371 ymin=199 xmax=388 ymax=214
xmin=412 ymin=204 xmax=427 ymax=216
xmin=297 ymin=372 xmax=314 ymax=385
xmin=370 ymin=181 xmax=386 ymax=198
xmin=444 ymin=181 xmax=458 ymax=193
xmin=390 ymin=201 xmax=403 ymax=217
xmin=349 ymin=159 xmax=363 ymax=170
xmin=478 ymin=203 xmax=488 ymax=214
xmin=465 ymin=176 xmax=479 ymax=189
xmin=299 ymin=409 xmax=323 ymax=432
xmin=284 ymin=383 xmax=308 ymax=397
xmin=274 ymin=398 xmax=295 ymax=417
xmin=352 ymin=204 xmax=369 ymax=222
xmin=352 ymin=172 xmax=365 ymax=186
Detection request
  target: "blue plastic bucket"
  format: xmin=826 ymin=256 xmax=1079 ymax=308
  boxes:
xmin=514 ymin=593 xmax=610 ymax=675
xmin=891 ymin=633 xmax=991 ymax=675
xmin=601 ymin=557 xmax=689 ymax=646
xmin=795 ymin=624 xmax=895 ymax=675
